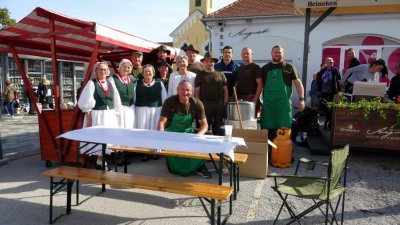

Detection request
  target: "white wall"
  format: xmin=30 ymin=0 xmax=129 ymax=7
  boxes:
xmin=205 ymin=13 xmax=400 ymax=96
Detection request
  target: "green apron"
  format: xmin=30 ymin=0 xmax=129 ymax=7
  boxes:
xmin=260 ymin=68 xmax=292 ymax=129
xmin=165 ymin=113 xmax=206 ymax=176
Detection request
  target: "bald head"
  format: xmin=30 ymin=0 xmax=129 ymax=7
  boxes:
xmin=177 ymin=80 xmax=192 ymax=103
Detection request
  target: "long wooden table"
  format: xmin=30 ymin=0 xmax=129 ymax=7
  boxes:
xmin=57 ymin=127 xmax=246 ymax=223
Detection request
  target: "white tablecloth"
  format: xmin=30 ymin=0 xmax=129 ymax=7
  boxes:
xmin=58 ymin=127 xmax=246 ymax=161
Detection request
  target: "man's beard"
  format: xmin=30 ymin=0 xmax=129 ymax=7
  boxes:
xmin=272 ymin=57 xmax=282 ymax=63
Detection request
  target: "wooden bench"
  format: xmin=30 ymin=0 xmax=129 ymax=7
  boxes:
xmin=109 ymin=146 xmax=248 ymax=200
xmin=43 ymin=166 xmax=233 ymax=225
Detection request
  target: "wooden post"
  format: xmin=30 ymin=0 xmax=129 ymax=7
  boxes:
xmin=232 ymin=87 xmax=243 ymax=129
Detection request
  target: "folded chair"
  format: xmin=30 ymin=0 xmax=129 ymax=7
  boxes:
xmin=269 ymin=145 xmax=349 ymax=225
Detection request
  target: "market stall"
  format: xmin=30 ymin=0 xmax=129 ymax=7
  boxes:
xmin=0 ymin=7 xmax=177 ymax=166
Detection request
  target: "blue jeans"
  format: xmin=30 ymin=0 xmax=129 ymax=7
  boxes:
xmin=2 ymin=102 xmax=14 ymax=115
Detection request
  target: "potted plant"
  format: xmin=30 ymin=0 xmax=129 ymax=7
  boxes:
xmin=328 ymin=94 xmax=400 ymax=150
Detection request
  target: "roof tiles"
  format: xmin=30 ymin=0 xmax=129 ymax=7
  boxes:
xmin=206 ymin=0 xmax=294 ymax=18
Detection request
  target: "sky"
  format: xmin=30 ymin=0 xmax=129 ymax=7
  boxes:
xmin=1 ymin=0 xmax=236 ymax=42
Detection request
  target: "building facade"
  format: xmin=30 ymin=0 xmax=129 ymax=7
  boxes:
xmin=170 ymin=0 xmax=214 ymax=55
xmin=202 ymin=0 xmax=400 ymax=95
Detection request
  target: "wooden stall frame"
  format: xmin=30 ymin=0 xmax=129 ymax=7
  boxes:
xmin=0 ymin=7 xmax=178 ymax=166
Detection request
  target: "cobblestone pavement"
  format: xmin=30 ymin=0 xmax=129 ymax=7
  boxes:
xmin=0 ymin=113 xmax=39 ymax=160
xmin=0 ymin=113 xmax=399 ymax=225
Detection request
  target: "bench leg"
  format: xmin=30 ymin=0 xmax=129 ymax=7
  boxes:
xmin=230 ymin=161 xmax=237 ymax=200
xmin=114 ymin=152 xmax=118 ymax=172
xmin=66 ymin=180 xmax=73 ymax=215
xmin=101 ymin=144 xmax=107 ymax=192
xmin=217 ymin=202 xmax=221 ymax=225
xmin=236 ymin=165 xmax=240 ymax=192
xmin=211 ymin=199 xmax=216 ymax=225
xmin=76 ymin=180 xmax=79 ymax=205
xmin=218 ymin=153 xmax=224 ymax=185
xmin=49 ymin=177 xmax=53 ymax=224
xmin=48 ymin=178 xmax=73 ymax=224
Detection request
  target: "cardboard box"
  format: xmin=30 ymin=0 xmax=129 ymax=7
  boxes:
xmin=233 ymin=129 xmax=269 ymax=179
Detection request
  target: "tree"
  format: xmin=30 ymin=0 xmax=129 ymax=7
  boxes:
xmin=0 ymin=8 xmax=16 ymax=31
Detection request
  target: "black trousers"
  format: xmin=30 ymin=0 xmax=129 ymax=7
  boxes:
xmin=202 ymin=100 xmax=225 ymax=136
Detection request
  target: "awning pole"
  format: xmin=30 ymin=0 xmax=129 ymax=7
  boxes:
xmin=301 ymin=7 xmax=336 ymax=96
xmin=49 ymin=15 xmax=64 ymax=160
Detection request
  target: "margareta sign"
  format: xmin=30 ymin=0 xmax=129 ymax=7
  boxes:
xmin=294 ymin=0 xmax=399 ymax=8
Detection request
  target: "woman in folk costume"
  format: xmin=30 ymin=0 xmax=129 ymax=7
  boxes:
xmin=78 ymin=62 xmax=122 ymax=170
xmin=156 ymin=61 xmax=172 ymax=93
xmin=109 ymin=59 xmax=136 ymax=128
xmin=135 ymin=64 xmax=168 ymax=161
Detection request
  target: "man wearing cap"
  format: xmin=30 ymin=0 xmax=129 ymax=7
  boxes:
xmin=130 ymin=51 xmax=144 ymax=79
xmin=195 ymin=52 xmax=228 ymax=135
xmin=215 ymin=46 xmax=241 ymax=100
xmin=184 ymin=44 xmax=204 ymax=75
xmin=151 ymin=45 xmax=173 ymax=77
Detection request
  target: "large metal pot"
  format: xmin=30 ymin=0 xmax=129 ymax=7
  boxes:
xmin=226 ymin=101 xmax=255 ymax=121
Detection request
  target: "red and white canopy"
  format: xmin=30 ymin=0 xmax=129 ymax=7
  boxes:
xmin=0 ymin=7 xmax=176 ymax=62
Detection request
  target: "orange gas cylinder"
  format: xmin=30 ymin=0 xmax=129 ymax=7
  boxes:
xmin=271 ymin=128 xmax=293 ymax=168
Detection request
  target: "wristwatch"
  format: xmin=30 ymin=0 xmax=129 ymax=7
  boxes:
xmin=298 ymin=97 xmax=305 ymax=101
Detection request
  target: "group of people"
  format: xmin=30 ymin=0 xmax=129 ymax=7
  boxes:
xmin=76 ymin=44 xmax=306 ymax=177
xmin=310 ymin=47 xmax=400 ymax=129
xmin=2 ymin=77 xmax=54 ymax=117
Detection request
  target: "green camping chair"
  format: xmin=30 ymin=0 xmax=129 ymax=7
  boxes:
xmin=269 ymin=145 xmax=349 ymax=225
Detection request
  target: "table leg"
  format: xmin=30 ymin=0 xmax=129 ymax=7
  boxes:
xmin=218 ymin=153 xmax=223 ymax=185
xmin=102 ymin=144 xmax=106 ymax=192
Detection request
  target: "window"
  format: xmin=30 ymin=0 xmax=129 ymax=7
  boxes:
xmin=27 ymin=59 xmax=42 ymax=74
xmin=45 ymin=61 xmax=53 ymax=74
xmin=8 ymin=58 xmax=17 ymax=70
xmin=195 ymin=0 xmax=201 ymax=7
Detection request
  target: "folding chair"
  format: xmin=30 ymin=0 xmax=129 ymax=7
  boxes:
xmin=269 ymin=145 xmax=349 ymax=225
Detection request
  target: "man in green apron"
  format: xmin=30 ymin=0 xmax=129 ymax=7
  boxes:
xmin=158 ymin=80 xmax=211 ymax=178
xmin=260 ymin=45 xmax=305 ymax=139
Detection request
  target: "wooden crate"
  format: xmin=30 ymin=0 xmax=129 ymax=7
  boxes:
xmin=39 ymin=110 xmax=83 ymax=164
xmin=331 ymin=108 xmax=400 ymax=150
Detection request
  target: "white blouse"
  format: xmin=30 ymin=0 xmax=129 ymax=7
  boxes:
xmin=167 ymin=71 xmax=196 ymax=96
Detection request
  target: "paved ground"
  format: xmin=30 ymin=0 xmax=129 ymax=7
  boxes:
xmin=0 ymin=112 xmax=399 ymax=225
xmin=0 ymin=113 xmax=39 ymax=160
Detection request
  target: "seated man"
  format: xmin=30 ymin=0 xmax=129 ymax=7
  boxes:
xmin=158 ymin=80 xmax=211 ymax=178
